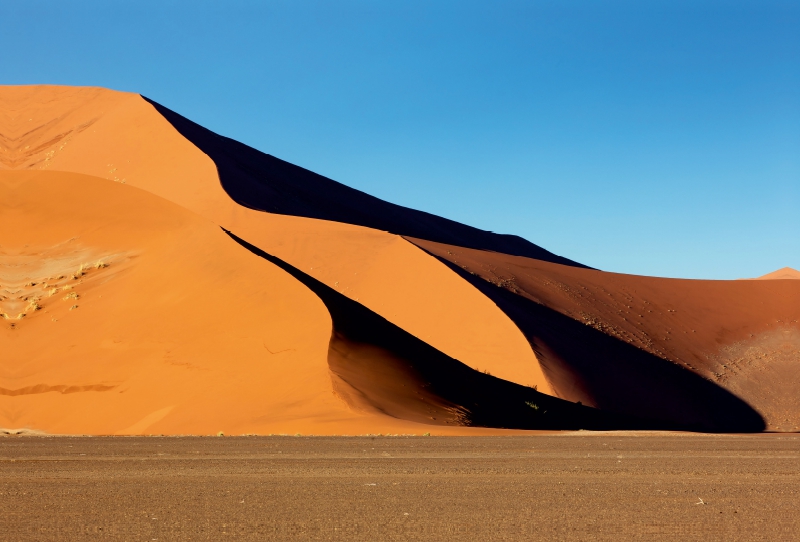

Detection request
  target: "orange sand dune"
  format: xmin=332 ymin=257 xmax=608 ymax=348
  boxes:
xmin=411 ymin=238 xmax=799 ymax=432
xmin=755 ymin=267 xmax=800 ymax=280
xmin=3 ymin=170 xmax=560 ymax=435
xmin=0 ymin=170 xmax=346 ymax=434
xmin=0 ymin=85 xmax=548 ymax=393
xmin=2 ymin=84 xmax=797 ymax=434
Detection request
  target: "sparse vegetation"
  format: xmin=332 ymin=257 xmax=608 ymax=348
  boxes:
xmin=69 ymin=305 xmax=78 ymax=311
xmin=525 ymin=401 xmax=539 ymax=411
xmin=63 ymin=292 xmax=79 ymax=301
xmin=25 ymin=298 xmax=42 ymax=312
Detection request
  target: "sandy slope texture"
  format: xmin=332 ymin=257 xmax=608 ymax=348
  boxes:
xmin=411 ymin=238 xmax=800 ymax=432
xmin=1 ymin=170 xmax=456 ymax=435
xmin=0 ymin=85 xmax=548 ymax=393
xmin=754 ymin=267 xmax=800 ymax=280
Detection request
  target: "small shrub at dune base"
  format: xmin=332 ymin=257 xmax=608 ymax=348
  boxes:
xmin=217 ymin=431 xmax=224 ymax=437
xmin=94 ymin=260 xmax=109 ymax=269
xmin=25 ymin=299 xmax=42 ymax=312
xmin=47 ymin=288 xmax=59 ymax=297
xmin=63 ymin=292 xmax=79 ymax=301
xmin=525 ymin=401 xmax=539 ymax=411
xmin=422 ymin=432 xmax=431 ymax=437
xmin=69 ymin=305 xmax=78 ymax=311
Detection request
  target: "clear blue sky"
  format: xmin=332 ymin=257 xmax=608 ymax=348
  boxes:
xmin=2 ymin=1 xmax=797 ymax=279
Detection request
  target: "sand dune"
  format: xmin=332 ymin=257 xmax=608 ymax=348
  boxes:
xmin=143 ymin=98 xmax=586 ymax=267
xmin=411 ymin=238 xmax=799 ymax=431
xmin=755 ymin=267 xmax=800 ymax=280
xmin=1 ymin=84 xmax=797 ymax=434
xmin=0 ymin=85 xmax=547 ymax=393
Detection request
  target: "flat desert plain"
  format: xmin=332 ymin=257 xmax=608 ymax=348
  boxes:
xmin=2 ymin=434 xmax=799 ymax=541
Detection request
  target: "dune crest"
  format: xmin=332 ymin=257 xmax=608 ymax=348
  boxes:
xmin=1 ymin=84 xmax=796 ymax=434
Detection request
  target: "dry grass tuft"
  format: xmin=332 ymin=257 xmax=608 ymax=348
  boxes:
xmin=25 ymin=298 xmax=42 ymax=312
xmin=63 ymin=292 xmax=79 ymax=301
xmin=47 ymin=288 xmax=59 ymax=297
xmin=72 ymin=264 xmax=90 ymax=280
xmin=94 ymin=260 xmax=109 ymax=269
xmin=69 ymin=305 xmax=78 ymax=311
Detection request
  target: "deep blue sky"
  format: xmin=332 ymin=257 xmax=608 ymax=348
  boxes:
xmin=2 ymin=1 xmax=798 ymax=279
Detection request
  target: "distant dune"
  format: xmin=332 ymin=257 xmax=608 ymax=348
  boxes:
xmin=1 ymin=85 xmax=797 ymax=434
xmin=754 ymin=267 xmax=800 ymax=281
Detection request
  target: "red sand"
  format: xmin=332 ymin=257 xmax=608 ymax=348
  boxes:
xmin=411 ymin=238 xmax=800 ymax=431
xmin=1 ymin=85 xmax=796 ymax=434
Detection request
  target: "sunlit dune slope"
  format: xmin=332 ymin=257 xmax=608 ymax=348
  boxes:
xmin=755 ymin=267 xmax=800 ymax=281
xmin=0 ymin=170 xmax=430 ymax=435
xmin=0 ymin=84 xmax=548 ymax=392
xmin=3 ymin=84 xmax=797 ymax=434
xmin=4 ymin=170 xmax=571 ymax=436
xmin=412 ymin=238 xmax=799 ymax=432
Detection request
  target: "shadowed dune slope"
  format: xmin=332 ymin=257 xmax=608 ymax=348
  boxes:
xmin=0 ymin=84 xmax=547 ymax=393
xmin=1 ymin=85 xmax=795 ymax=434
xmin=226 ymin=231 xmax=652 ymax=431
xmin=143 ymin=98 xmax=587 ymax=268
xmin=411 ymin=238 xmax=800 ymax=432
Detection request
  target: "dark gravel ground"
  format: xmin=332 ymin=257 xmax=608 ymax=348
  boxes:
xmin=1 ymin=433 xmax=799 ymax=541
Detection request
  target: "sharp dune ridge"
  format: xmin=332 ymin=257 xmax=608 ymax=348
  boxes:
xmin=0 ymin=84 xmax=796 ymax=434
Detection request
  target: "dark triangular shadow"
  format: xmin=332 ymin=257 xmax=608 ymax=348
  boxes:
xmin=225 ymin=228 xmax=671 ymax=431
xmin=415 ymin=249 xmax=767 ymax=433
xmin=144 ymin=95 xmax=588 ymax=268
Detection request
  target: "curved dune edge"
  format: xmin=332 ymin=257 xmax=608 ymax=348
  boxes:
xmin=0 ymin=170 xmax=573 ymax=436
xmin=3 ymin=85 xmax=795 ymax=434
xmin=0 ymin=170 xmax=341 ymax=434
xmin=0 ymin=84 xmax=550 ymax=393
xmin=410 ymin=238 xmax=800 ymax=432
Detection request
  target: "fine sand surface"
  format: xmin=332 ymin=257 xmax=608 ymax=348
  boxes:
xmin=2 ymin=84 xmax=798 ymax=435
xmin=0 ymin=84 xmax=548 ymax=393
xmin=2 ymin=170 xmax=563 ymax=436
xmin=2 ymin=435 xmax=799 ymax=541
xmin=411 ymin=238 xmax=800 ymax=432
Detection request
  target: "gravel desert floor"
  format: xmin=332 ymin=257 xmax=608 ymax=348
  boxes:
xmin=2 ymin=434 xmax=799 ymax=541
